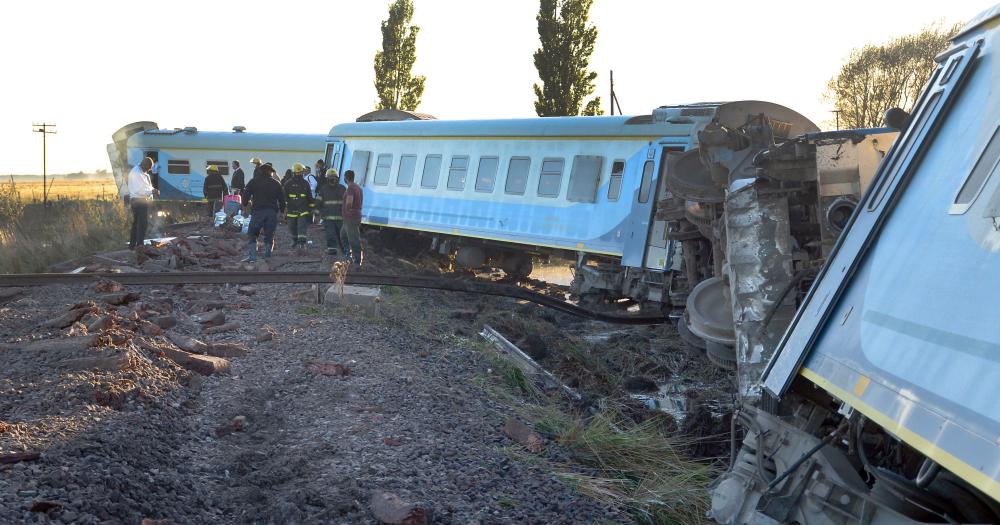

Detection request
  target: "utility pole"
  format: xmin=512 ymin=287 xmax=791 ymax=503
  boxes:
xmin=32 ymin=123 xmax=57 ymax=206
xmin=609 ymin=70 xmax=622 ymax=116
xmin=830 ymin=110 xmax=842 ymax=131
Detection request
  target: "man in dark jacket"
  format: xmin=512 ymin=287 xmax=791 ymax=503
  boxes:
xmin=283 ymin=163 xmax=313 ymax=249
xmin=317 ymin=169 xmax=346 ymax=256
xmin=230 ymin=160 xmax=246 ymax=197
xmin=242 ymin=164 xmax=286 ymax=261
xmin=203 ymin=164 xmax=229 ymax=217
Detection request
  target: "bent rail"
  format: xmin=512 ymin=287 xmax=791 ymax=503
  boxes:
xmin=0 ymin=271 xmax=668 ymax=325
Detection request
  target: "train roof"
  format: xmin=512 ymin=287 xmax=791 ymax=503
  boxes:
xmin=955 ymin=3 xmax=1000 ymax=39
xmin=328 ymin=101 xmax=818 ymax=140
xmin=127 ymin=128 xmax=326 ymax=152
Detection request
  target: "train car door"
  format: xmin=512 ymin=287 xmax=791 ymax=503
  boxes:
xmin=325 ymin=141 xmax=344 ymax=175
xmin=621 ymin=145 xmax=680 ymax=268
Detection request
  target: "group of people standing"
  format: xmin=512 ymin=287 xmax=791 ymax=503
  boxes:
xmin=125 ymin=156 xmax=364 ymax=266
xmin=240 ymin=157 xmax=364 ymax=264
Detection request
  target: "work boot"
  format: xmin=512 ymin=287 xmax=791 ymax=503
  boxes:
xmin=263 ymin=244 xmax=273 ymax=259
xmin=241 ymin=244 xmax=257 ymax=263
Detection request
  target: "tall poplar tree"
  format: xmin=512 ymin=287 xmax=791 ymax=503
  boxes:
xmin=532 ymin=0 xmax=603 ymax=116
xmin=373 ymin=0 xmax=425 ymax=111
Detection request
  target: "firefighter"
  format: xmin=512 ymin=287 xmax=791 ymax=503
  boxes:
xmin=317 ymin=168 xmax=346 ymax=256
xmin=242 ymin=163 xmax=286 ymax=261
xmin=283 ymin=162 xmax=313 ymax=249
xmin=203 ymin=164 xmax=228 ymax=217
xmin=341 ymin=169 xmax=364 ymax=264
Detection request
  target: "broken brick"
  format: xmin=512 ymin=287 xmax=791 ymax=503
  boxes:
xmin=501 ymin=417 xmax=545 ymax=454
xmin=305 ymin=361 xmax=351 ymax=377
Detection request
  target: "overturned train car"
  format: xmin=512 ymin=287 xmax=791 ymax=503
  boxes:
xmin=707 ymin=5 xmax=1000 ymax=524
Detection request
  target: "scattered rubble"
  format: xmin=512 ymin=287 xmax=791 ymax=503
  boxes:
xmin=369 ymin=490 xmax=431 ymax=525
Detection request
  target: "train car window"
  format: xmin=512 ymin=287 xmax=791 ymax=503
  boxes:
xmin=373 ymin=154 xmax=393 ymax=186
xmin=447 ymin=156 xmax=469 ymax=190
xmin=324 ymin=144 xmax=335 ymax=168
xmin=475 ymin=156 xmax=499 ymax=192
xmin=421 ymin=155 xmax=442 ymax=189
xmin=505 ymin=157 xmax=531 ymax=195
xmin=397 ymin=155 xmax=417 ymax=187
xmin=206 ymin=161 xmax=229 ymax=177
xmin=567 ymin=155 xmax=603 ymax=203
xmin=638 ymin=160 xmax=654 ymax=203
xmin=167 ymin=160 xmax=190 ymax=175
xmin=952 ymin=126 xmax=1000 ymax=213
xmin=350 ymin=150 xmax=371 ymax=185
xmin=537 ymin=158 xmax=565 ymax=197
xmin=607 ymin=160 xmax=625 ymax=201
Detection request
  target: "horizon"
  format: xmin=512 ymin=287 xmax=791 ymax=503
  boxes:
xmin=2 ymin=0 xmax=990 ymax=174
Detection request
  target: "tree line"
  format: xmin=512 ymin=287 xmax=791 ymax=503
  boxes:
xmin=373 ymin=0 xmax=960 ymax=124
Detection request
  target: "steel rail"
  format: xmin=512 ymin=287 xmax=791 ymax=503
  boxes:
xmin=0 ymin=271 xmax=668 ymax=325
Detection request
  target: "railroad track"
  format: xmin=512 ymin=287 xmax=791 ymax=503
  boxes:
xmin=0 ymin=271 xmax=669 ymax=325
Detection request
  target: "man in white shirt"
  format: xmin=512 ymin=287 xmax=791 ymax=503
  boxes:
xmin=128 ymin=157 xmax=158 ymax=249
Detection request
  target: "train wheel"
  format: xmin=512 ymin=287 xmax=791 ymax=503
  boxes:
xmin=501 ymin=254 xmax=533 ymax=279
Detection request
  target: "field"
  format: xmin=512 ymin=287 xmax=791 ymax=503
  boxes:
xmin=0 ymin=177 xmax=119 ymax=202
xmin=0 ymin=177 xmax=202 ymax=273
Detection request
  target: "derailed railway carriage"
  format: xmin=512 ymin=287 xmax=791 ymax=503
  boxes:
xmin=709 ymin=5 xmax=1000 ymax=523
xmin=323 ymin=102 xmax=818 ymax=295
xmin=107 ymin=122 xmax=325 ymax=200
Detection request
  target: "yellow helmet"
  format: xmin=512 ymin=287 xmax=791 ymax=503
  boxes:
xmin=206 ymin=165 xmax=219 ymax=173
xmin=250 ymin=156 xmax=263 ymax=165
xmin=325 ymin=168 xmax=339 ymax=177
xmin=292 ymin=162 xmax=305 ymax=173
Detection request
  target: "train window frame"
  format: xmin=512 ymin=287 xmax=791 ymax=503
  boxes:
xmin=324 ymin=144 xmax=335 ymax=169
xmin=350 ymin=150 xmax=371 ymax=186
xmin=638 ymin=160 xmax=654 ymax=203
xmin=396 ymin=154 xmax=417 ymax=187
xmin=475 ymin=156 xmax=499 ymax=193
xmin=504 ymin=157 xmax=531 ymax=195
xmin=421 ymin=154 xmax=442 ymax=189
xmin=950 ymin=125 xmax=1000 ymax=214
xmin=373 ymin=153 xmax=393 ymax=186
xmin=567 ymin=155 xmax=604 ymax=203
xmin=607 ymin=160 xmax=625 ymax=201
xmin=447 ymin=155 xmax=469 ymax=191
xmin=166 ymin=160 xmax=190 ymax=175
xmin=537 ymin=157 xmax=565 ymax=198
xmin=206 ymin=160 xmax=229 ymax=177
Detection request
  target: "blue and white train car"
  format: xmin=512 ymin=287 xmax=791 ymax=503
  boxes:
xmin=712 ymin=5 xmax=1000 ymax=523
xmin=326 ymin=102 xmax=817 ymax=294
xmin=107 ymin=122 xmax=325 ymax=200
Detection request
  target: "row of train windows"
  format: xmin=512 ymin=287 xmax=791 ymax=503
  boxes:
xmin=354 ymin=151 xmax=628 ymax=202
xmin=164 ymin=160 xmax=230 ymax=176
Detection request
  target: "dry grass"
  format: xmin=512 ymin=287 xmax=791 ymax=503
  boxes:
xmin=528 ymin=403 xmax=716 ymax=525
xmin=473 ymin=340 xmax=716 ymax=525
xmin=1 ymin=177 xmax=118 ymax=202
xmin=0 ymin=200 xmax=130 ymax=274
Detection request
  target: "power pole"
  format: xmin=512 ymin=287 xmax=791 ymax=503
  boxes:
xmin=830 ymin=110 xmax=842 ymax=131
xmin=32 ymin=123 xmax=57 ymax=206
xmin=609 ymin=70 xmax=622 ymax=116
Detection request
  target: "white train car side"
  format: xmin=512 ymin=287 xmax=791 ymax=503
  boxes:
xmin=107 ymin=122 xmax=325 ymax=200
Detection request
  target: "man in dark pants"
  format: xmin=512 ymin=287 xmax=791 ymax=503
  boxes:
xmin=241 ymin=164 xmax=286 ymax=262
xmin=341 ymin=169 xmax=364 ymax=264
xmin=283 ymin=163 xmax=313 ymax=249
xmin=317 ymin=169 xmax=346 ymax=256
xmin=230 ymin=160 xmax=246 ymax=197
xmin=127 ymin=157 xmax=157 ymax=249
xmin=203 ymin=164 xmax=228 ymax=217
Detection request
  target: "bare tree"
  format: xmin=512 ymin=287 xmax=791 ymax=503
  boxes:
xmin=826 ymin=23 xmax=960 ymax=129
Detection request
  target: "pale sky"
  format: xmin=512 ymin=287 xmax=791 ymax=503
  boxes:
xmin=0 ymin=0 xmax=989 ymax=175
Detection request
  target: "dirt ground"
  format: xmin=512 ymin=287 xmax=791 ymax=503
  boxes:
xmin=0 ymin=218 xmax=731 ymax=524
